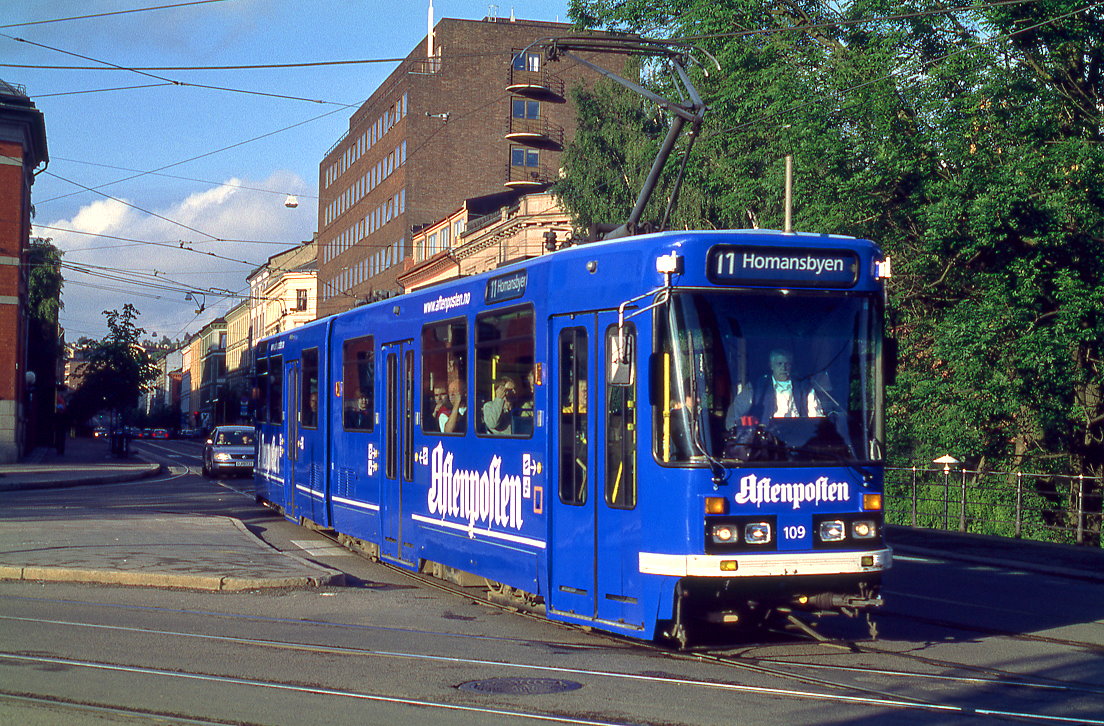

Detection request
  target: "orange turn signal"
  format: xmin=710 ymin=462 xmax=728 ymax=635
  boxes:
xmin=863 ymin=493 xmax=883 ymax=511
xmin=705 ymin=497 xmax=728 ymax=515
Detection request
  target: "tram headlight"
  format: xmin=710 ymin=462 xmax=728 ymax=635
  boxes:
xmin=214 ymin=452 xmax=232 ymax=462
xmin=710 ymin=524 xmax=738 ymax=544
xmin=818 ymin=520 xmax=846 ymax=542
xmin=744 ymin=522 xmax=772 ymax=545
xmin=851 ymin=520 xmax=877 ymax=539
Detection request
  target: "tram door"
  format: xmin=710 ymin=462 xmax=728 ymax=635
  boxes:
xmin=550 ymin=314 xmax=641 ymax=626
xmin=292 ymin=347 xmax=323 ymax=526
xmin=285 ymin=360 xmax=301 ymax=518
xmin=549 ymin=317 xmax=599 ymax=618
xmin=380 ymin=341 xmax=415 ymax=564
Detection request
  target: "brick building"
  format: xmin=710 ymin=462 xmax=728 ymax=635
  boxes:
xmin=317 ymin=16 xmax=630 ymax=317
xmin=0 ymin=80 xmax=48 ymax=462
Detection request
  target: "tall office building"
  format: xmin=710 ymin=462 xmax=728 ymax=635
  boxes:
xmin=316 ymin=15 xmax=629 ymax=317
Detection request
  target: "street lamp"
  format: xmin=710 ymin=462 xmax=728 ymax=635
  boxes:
xmin=185 ymin=292 xmax=206 ymax=314
xmin=933 ymin=455 xmax=961 ymax=529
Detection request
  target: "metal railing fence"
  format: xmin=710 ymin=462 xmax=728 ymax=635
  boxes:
xmin=885 ymin=466 xmax=1103 ymax=548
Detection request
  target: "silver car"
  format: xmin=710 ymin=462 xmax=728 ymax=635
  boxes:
xmin=202 ymin=425 xmax=256 ymax=478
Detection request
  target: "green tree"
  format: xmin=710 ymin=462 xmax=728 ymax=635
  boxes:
xmin=68 ymin=304 xmax=158 ymax=427
xmin=24 ymin=239 xmax=64 ymax=447
xmin=566 ymin=1 xmax=1104 ymax=538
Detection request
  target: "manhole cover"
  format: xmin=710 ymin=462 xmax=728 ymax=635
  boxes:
xmin=457 ymin=677 xmax=583 ymax=695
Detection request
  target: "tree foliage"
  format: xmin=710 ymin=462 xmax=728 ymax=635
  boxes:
xmin=25 ymin=239 xmax=65 ymax=444
xmin=562 ymin=2 xmax=1104 ymax=489
xmin=68 ymin=304 xmax=158 ymax=424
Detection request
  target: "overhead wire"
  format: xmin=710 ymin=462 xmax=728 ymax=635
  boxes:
xmin=0 ymin=0 xmax=232 ymax=29
xmin=1 ymin=32 xmax=362 ymax=107
xmin=51 ymin=156 xmax=318 ymax=199
xmin=36 ymin=101 xmax=350 ymax=206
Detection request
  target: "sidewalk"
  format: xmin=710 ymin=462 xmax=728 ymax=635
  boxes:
xmin=0 ymin=435 xmax=161 ymax=492
xmin=0 ymin=436 xmax=344 ymax=591
xmin=887 ymin=524 xmax=1104 ymax=584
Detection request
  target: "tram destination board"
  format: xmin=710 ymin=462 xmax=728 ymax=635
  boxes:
xmin=707 ymin=245 xmax=860 ymax=288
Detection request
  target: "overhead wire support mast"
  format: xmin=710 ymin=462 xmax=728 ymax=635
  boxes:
xmin=537 ymin=36 xmax=718 ymax=240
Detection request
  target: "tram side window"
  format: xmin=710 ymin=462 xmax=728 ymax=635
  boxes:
xmin=422 ymin=318 xmax=467 ymax=435
xmin=268 ymin=355 xmax=283 ymax=424
xmin=342 ymin=336 xmax=375 ymax=431
xmin=385 ymin=353 xmax=398 ymax=479
xmin=301 ymin=348 xmax=319 ymax=429
xmin=475 ymin=306 xmax=534 ymax=438
xmin=558 ymin=327 xmax=588 ymax=506
xmin=606 ymin=324 xmax=636 ymax=509
xmin=404 ymin=350 xmax=414 ymax=482
xmin=255 ymin=357 xmax=269 ymax=423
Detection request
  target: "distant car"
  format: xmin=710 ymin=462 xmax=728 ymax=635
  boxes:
xmin=92 ymin=427 xmax=107 ymax=439
xmin=152 ymin=429 xmax=169 ymax=439
xmin=202 ymin=425 xmax=256 ymax=478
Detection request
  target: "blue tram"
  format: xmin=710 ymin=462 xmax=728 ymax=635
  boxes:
xmin=253 ymin=229 xmax=892 ymax=644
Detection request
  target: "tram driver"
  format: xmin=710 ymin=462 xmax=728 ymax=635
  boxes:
xmin=724 ymin=348 xmax=824 ymax=429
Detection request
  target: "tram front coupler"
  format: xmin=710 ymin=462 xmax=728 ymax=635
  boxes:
xmin=790 ymin=591 xmax=885 ymax=614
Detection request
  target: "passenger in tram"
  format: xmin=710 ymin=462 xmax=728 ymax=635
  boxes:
xmin=515 ymin=369 xmax=536 ymax=435
xmin=724 ymin=348 xmax=824 ymax=429
xmin=345 ymin=395 xmax=372 ymax=429
xmin=429 ymin=385 xmax=451 ymax=432
xmin=482 ymin=375 xmax=520 ymax=434
xmin=440 ymin=379 xmax=467 ymax=433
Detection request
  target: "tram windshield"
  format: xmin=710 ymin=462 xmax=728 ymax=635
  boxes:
xmin=656 ymin=291 xmax=884 ymax=465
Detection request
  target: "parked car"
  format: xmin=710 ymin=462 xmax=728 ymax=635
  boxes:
xmin=202 ymin=425 xmax=256 ymax=478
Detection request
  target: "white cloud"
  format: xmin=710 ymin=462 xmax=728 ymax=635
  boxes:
xmin=38 ymin=171 xmax=315 ymax=341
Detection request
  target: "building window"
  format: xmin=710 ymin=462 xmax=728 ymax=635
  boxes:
xmin=511 ymin=147 xmax=539 ymax=167
xmin=513 ymin=52 xmax=540 ymax=72
xmin=512 ymin=99 xmax=539 ymax=119
xmin=295 ymin=289 xmax=308 ymax=311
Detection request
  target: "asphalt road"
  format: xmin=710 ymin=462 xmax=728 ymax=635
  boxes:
xmin=0 ymin=439 xmax=1101 ymax=725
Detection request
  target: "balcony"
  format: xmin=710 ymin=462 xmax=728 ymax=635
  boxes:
xmin=504 ymin=161 xmax=554 ymax=190
xmin=506 ymin=67 xmax=565 ymax=101
xmin=505 ymin=116 xmax=564 ymax=150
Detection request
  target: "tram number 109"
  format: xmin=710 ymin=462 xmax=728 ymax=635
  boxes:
xmin=783 ymin=525 xmax=807 ymax=540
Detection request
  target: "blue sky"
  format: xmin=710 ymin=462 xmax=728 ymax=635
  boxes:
xmin=2 ymin=0 xmax=573 ymax=341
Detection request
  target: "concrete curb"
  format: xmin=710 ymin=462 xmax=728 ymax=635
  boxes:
xmin=891 ymin=543 xmax=1104 ymax=585
xmin=0 ymin=462 xmax=165 ymax=492
xmin=0 ymin=564 xmax=345 ymax=590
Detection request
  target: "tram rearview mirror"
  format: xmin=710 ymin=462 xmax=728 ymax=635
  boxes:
xmin=609 ymin=331 xmax=634 ymax=385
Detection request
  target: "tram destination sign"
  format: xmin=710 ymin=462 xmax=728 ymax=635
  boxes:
xmin=707 ymin=245 xmax=860 ymax=288
xmin=485 ymin=269 xmax=528 ymax=305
